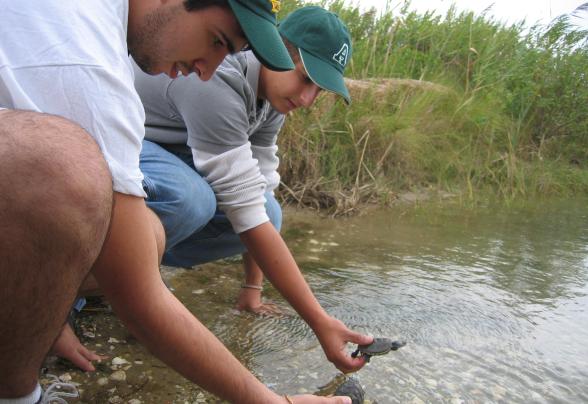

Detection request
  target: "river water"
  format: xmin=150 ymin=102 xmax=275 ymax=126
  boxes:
xmin=60 ymin=198 xmax=588 ymax=403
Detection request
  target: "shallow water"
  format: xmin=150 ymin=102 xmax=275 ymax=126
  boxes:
xmin=229 ymin=199 xmax=588 ymax=403
xmin=55 ymin=198 xmax=588 ymax=403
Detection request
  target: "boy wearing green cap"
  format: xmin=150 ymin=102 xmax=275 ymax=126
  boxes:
xmin=134 ymin=5 xmax=372 ymax=376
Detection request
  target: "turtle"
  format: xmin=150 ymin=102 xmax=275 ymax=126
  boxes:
xmin=351 ymin=337 xmax=406 ymax=362
xmin=334 ymin=375 xmax=365 ymax=404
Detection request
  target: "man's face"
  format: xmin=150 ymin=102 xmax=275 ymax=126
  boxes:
xmin=258 ymin=60 xmax=322 ymax=114
xmin=130 ymin=3 xmax=247 ymax=81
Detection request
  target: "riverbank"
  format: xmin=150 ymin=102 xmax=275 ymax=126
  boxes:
xmin=276 ymin=1 xmax=588 ymax=209
xmin=41 ymin=263 xmax=370 ymax=403
xmin=41 ymin=199 xmax=588 ymax=402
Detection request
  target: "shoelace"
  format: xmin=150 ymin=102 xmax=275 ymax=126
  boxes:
xmin=38 ymin=375 xmax=79 ymax=404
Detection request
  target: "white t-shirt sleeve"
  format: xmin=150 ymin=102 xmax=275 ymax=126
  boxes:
xmin=6 ymin=64 xmax=146 ymax=197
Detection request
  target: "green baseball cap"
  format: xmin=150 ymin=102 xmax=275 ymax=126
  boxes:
xmin=279 ymin=6 xmax=352 ymax=104
xmin=228 ymin=0 xmax=294 ymax=71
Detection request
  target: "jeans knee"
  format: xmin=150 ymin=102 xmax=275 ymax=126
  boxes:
xmin=265 ymin=193 xmax=282 ymax=232
xmin=180 ymin=183 xmax=216 ymax=231
xmin=158 ymin=179 xmax=216 ymax=248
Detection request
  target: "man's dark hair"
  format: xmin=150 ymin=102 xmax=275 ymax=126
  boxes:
xmin=183 ymin=0 xmax=229 ymax=11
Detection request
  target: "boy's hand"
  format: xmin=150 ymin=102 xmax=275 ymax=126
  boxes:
xmin=313 ymin=316 xmax=373 ymax=373
xmin=50 ymin=323 xmax=107 ymax=372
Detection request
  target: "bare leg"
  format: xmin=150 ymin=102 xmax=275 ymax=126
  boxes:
xmin=236 ymin=252 xmax=282 ymax=315
xmin=0 ymin=110 xmax=112 ymax=397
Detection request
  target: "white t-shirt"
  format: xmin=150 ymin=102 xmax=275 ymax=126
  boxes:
xmin=0 ymin=0 xmax=146 ymax=197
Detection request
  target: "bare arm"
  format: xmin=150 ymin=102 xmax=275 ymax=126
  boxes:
xmin=240 ymin=222 xmax=373 ymax=373
xmin=90 ymin=193 xmax=283 ymax=403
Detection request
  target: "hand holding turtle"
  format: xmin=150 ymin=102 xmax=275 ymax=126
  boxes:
xmin=313 ymin=316 xmax=374 ymax=373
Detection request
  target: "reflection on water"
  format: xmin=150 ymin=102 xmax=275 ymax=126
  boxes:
xmin=168 ymin=199 xmax=588 ymax=403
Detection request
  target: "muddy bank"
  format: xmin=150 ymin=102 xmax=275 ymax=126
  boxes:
xmin=42 ymin=267 xmax=221 ymax=403
xmin=42 ymin=259 xmax=375 ymax=403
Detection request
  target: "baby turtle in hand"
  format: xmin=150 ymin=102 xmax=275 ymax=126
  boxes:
xmin=334 ymin=376 xmax=364 ymax=404
xmin=351 ymin=337 xmax=406 ymax=362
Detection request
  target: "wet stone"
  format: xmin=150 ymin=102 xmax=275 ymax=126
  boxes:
xmin=112 ymin=357 xmax=130 ymax=366
xmin=59 ymin=373 xmax=72 ymax=382
xmin=110 ymin=370 xmax=127 ymax=382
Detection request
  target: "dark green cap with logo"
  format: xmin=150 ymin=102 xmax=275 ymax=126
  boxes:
xmin=279 ymin=6 xmax=352 ymax=104
xmin=228 ymin=0 xmax=295 ymax=71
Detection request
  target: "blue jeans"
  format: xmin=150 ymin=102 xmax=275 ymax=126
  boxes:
xmin=140 ymin=140 xmax=282 ymax=268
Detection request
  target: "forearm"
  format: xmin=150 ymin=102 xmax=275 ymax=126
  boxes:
xmin=239 ymin=223 xmax=329 ymax=329
xmin=119 ymin=287 xmax=279 ymax=403
xmin=242 ymin=252 xmax=264 ymax=286
xmin=91 ymin=193 xmax=281 ymax=403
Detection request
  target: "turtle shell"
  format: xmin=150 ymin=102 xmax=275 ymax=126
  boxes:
xmin=334 ymin=376 xmax=364 ymax=404
xmin=357 ymin=338 xmax=406 ymax=355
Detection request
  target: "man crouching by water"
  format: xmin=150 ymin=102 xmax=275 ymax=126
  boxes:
xmin=134 ymin=1 xmax=373 ymax=388
xmin=0 ymin=0 xmax=364 ymax=402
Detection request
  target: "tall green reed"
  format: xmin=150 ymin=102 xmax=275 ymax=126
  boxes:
xmin=277 ymin=1 xmax=588 ymax=209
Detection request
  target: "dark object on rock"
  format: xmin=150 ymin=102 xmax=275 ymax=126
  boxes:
xmin=334 ymin=376 xmax=365 ymax=404
xmin=351 ymin=338 xmax=406 ymax=362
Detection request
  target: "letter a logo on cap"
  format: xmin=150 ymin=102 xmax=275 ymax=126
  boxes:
xmin=333 ymin=43 xmax=349 ymax=67
xmin=269 ymin=0 xmax=280 ymax=13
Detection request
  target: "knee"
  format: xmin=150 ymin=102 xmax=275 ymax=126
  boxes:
xmin=176 ymin=178 xmax=216 ymax=232
xmin=147 ymin=208 xmax=166 ymax=263
xmin=264 ymin=193 xmax=282 ymax=232
xmin=156 ymin=176 xmax=216 ymax=248
xmin=0 ymin=111 xmax=113 ymax=267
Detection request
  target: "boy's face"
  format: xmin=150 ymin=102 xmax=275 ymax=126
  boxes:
xmin=258 ymin=61 xmax=322 ymax=114
xmin=130 ymin=2 xmax=247 ymax=81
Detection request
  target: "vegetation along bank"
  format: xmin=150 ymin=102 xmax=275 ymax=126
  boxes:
xmin=275 ymin=1 xmax=588 ymax=214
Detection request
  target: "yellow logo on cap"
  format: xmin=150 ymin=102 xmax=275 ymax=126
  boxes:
xmin=269 ymin=0 xmax=280 ymax=13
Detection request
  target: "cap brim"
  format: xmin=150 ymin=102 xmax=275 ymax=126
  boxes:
xmin=299 ymin=49 xmax=351 ymax=104
xmin=228 ymin=0 xmax=294 ymax=72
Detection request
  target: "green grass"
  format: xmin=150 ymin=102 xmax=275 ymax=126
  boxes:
xmin=276 ymin=1 xmax=588 ymax=210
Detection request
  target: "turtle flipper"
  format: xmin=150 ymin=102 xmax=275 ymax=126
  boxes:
xmin=351 ymin=347 xmax=360 ymax=358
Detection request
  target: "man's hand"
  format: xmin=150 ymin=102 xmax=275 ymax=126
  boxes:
xmin=50 ymin=323 xmax=106 ymax=372
xmin=313 ymin=316 xmax=374 ymax=374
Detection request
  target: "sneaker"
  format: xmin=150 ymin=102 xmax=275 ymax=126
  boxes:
xmin=38 ymin=375 xmax=78 ymax=404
